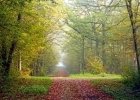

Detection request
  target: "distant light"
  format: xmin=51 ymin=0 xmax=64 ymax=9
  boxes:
xmin=56 ymin=62 xmax=65 ymax=67
xmin=64 ymin=0 xmax=74 ymax=6
xmin=64 ymin=0 xmax=68 ymax=3
xmin=61 ymin=52 xmax=65 ymax=57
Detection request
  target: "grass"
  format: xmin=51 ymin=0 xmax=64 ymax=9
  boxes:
xmin=19 ymin=85 xmax=48 ymax=94
xmin=91 ymin=78 xmax=140 ymax=100
xmin=0 ymin=76 xmax=52 ymax=99
xmin=70 ymin=73 xmax=122 ymax=79
xmin=17 ymin=77 xmax=52 ymax=94
xmin=70 ymin=73 xmax=140 ymax=99
xmin=1 ymin=74 xmax=140 ymax=99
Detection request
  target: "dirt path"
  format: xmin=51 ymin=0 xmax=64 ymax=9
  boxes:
xmin=41 ymin=78 xmax=113 ymax=100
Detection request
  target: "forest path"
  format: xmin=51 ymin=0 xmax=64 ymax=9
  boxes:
xmin=41 ymin=77 xmax=113 ymax=100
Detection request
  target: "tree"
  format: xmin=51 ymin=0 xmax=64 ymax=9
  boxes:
xmin=64 ymin=0 xmax=139 ymax=74
xmin=0 ymin=0 xmax=64 ymax=78
xmin=125 ymin=0 xmax=140 ymax=74
xmin=0 ymin=0 xmax=31 ymax=78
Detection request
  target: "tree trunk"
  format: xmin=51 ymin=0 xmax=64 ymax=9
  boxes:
xmin=1 ymin=13 xmax=21 ymax=78
xmin=125 ymin=0 xmax=140 ymax=74
xmin=81 ymin=35 xmax=85 ymax=74
xmin=93 ymin=23 xmax=99 ymax=56
xmin=102 ymin=23 xmax=106 ymax=67
xmin=18 ymin=52 xmax=22 ymax=71
xmin=6 ymin=41 xmax=17 ymax=77
xmin=1 ymin=39 xmax=8 ymax=77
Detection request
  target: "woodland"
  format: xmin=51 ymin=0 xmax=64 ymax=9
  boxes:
xmin=0 ymin=0 xmax=140 ymax=99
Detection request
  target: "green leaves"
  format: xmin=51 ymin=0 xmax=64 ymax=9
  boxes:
xmin=0 ymin=0 xmax=65 ymax=78
xmin=19 ymin=85 xmax=48 ymax=94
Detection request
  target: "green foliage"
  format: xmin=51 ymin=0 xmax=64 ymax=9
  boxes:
xmin=0 ymin=0 xmax=64 ymax=79
xmin=0 ymin=77 xmax=18 ymax=93
xmin=0 ymin=67 xmax=20 ymax=93
xmin=17 ymin=77 xmax=52 ymax=94
xmin=63 ymin=33 xmax=82 ymax=74
xmin=18 ymin=77 xmax=52 ymax=86
xmin=122 ymin=66 xmax=140 ymax=90
xmin=19 ymin=85 xmax=47 ymax=94
xmin=87 ymin=56 xmax=104 ymax=74
xmin=9 ymin=67 xmax=20 ymax=78
xmin=92 ymin=79 xmax=140 ymax=100
xmin=99 ymin=82 xmax=132 ymax=100
xmin=0 ymin=77 xmax=52 ymax=97
xmin=70 ymin=73 xmax=122 ymax=79
xmin=31 ymin=45 xmax=58 ymax=76
xmin=64 ymin=0 xmax=137 ymax=75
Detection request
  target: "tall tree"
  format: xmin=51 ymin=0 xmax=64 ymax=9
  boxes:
xmin=125 ymin=0 xmax=140 ymax=74
xmin=0 ymin=0 xmax=30 ymax=78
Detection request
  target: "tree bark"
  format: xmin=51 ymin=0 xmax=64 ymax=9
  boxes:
xmin=125 ymin=0 xmax=140 ymax=74
xmin=81 ymin=35 xmax=85 ymax=74
xmin=102 ymin=23 xmax=106 ymax=67
xmin=18 ymin=52 xmax=22 ymax=71
xmin=1 ymin=38 xmax=8 ymax=77
xmin=6 ymin=40 xmax=17 ymax=76
xmin=1 ymin=13 xmax=21 ymax=78
xmin=93 ymin=23 xmax=99 ymax=56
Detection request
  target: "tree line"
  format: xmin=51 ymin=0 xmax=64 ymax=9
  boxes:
xmin=0 ymin=0 xmax=64 ymax=79
xmin=63 ymin=0 xmax=140 ymax=75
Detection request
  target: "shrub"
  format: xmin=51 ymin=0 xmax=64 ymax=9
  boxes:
xmin=0 ymin=67 xmax=19 ymax=93
xmin=87 ymin=56 xmax=104 ymax=74
xmin=122 ymin=66 xmax=140 ymax=90
xmin=0 ymin=77 xmax=52 ymax=97
xmin=0 ymin=77 xmax=18 ymax=93
xmin=123 ymin=73 xmax=140 ymax=90
xmin=9 ymin=67 xmax=20 ymax=78
xmin=18 ymin=77 xmax=52 ymax=86
xmin=20 ymin=67 xmax=32 ymax=77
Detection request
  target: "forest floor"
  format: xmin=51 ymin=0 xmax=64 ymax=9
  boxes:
xmin=40 ymin=77 xmax=113 ymax=100
xmin=1 ymin=76 xmax=140 ymax=100
xmin=0 ymin=77 xmax=113 ymax=100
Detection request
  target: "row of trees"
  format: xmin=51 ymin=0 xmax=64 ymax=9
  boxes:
xmin=63 ymin=0 xmax=140 ymax=74
xmin=0 ymin=0 xmax=64 ymax=79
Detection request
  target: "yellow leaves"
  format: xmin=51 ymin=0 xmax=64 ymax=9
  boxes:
xmin=21 ymin=32 xmax=28 ymax=37
xmin=20 ymin=67 xmax=32 ymax=77
xmin=12 ymin=0 xmax=65 ymax=69
xmin=87 ymin=56 xmax=104 ymax=74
